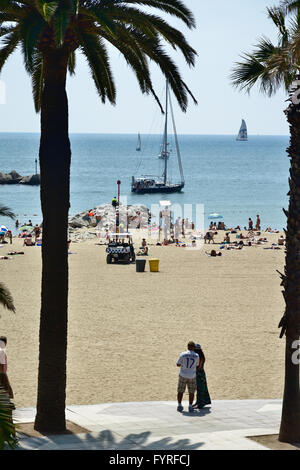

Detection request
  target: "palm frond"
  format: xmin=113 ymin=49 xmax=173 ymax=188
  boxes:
xmin=68 ymin=49 xmax=76 ymax=75
xmin=124 ymin=27 xmax=197 ymax=110
xmin=0 ymin=388 xmax=17 ymax=450
xmin=52 ymin=1 xmax=74 ymax=46
xmin=0 ymin=282 xmax=15 ymax=313
xmin=85 ymin=4 xmax=196 ymax=66
xmin=231 ymin=20 xmax=297 ymax=96
xmin=280 ymin=0 xmax=300 ymax=14
xmin=94 ymin=22 xmax=165 ymax=110
xmin=19 ymin=13 xmax=47 ymax=73
xmin=0 ymin=29 xmax=20 ymax=73
xmin=77 ymin=30 xmax=116 ymax=104
xmin=31 ymin=49 xmax=44 ymax=112
xmin=37 ymin=1 xmax=59 ymax=22
xmin=267 ymin=6 xmax=289 ymax=45
xmin=231 ymin=52 xmax=285 ymax=96
xmin=0 ymin=205 xmax=15 ymax=219
xmin=96 ymin=0 xmax=196 ymax=29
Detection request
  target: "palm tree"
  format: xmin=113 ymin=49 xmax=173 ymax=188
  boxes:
xmin=231 ymin=4 xmax=300 ymax=443
xmin=0 ymin=0 xmax=197 ymax=433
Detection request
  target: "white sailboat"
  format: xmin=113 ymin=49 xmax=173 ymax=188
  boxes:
xmin=136 ymin=133 xmax=141 ymax=151
xmin=132 ymin=80 xmax=184 ymax=194
xmin=236 ymin=119 xmax=248 ymax=141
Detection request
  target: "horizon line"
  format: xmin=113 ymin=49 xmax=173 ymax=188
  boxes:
xmin=0 ymin=131 xmax=290 ymax=137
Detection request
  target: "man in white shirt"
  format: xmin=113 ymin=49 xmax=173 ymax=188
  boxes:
xmin=176 ymin=341 xmax=200 ymax=413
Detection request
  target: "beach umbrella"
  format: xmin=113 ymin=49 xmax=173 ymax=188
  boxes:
xmin=208 ymin=213 xmax=223 ymax=219
xmin=18 ymin=225 xmax=33 ymax=231
xmin=0 ymin=225 xmax=8 ymax=232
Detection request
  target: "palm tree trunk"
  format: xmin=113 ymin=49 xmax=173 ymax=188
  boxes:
xmin=279 ymin=337 xmax=300 ymax=442
xmin=279 ymin=98 xmax=300 ymax=443
xmin=34 ymin=51 xmax=70 ymax=433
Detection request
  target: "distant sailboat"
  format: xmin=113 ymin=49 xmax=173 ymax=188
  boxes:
xmin=136 ymin=133 xmax=141 ymax=151
xmin=236 ymin=119 xmax=248 ymax=141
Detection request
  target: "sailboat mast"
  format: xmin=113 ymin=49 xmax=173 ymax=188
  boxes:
xmin=169 ymin=88 xmax=184 ymax=185
xmin=163 ymin=80 xmax=169 ymax=185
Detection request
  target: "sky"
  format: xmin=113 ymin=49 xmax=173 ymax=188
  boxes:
xmin=0 ymin=0 xmax=291 ymax=135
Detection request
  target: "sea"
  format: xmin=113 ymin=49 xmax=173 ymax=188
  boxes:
xmin=0 ymin=132 xmax=290 ymax=234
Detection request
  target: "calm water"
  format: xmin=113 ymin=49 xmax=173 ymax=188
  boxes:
xmin=0 ymin=132 xmax=290 ymax=233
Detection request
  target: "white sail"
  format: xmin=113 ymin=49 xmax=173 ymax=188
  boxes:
xmin=236 ymin=119 xmax=247 ymax=141
xmin=136 ymin=133 xmax=141 ymax=151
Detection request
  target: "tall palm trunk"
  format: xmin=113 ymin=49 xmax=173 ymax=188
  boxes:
xmin=279 ymin=97 xmax=300 ymax=442
xmin=34 ymin=50 xmax=70 ymax=433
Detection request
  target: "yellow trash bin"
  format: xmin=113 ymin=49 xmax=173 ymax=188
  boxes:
xmin=149 ymin=258 xmax=159 ymax=272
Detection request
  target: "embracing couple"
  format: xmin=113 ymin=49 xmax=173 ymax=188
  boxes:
xmin=176 ymin=341 xmax=211 ymax=413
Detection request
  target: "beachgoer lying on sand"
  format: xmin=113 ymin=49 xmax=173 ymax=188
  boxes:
xmin=23 ymin=237 xmax=35 ymax=246
xmin=206 ymin=250 xmax=222 ymax=257
xmin=0 ymin=256 xmax=10 ymax=260
xmin=7 ymin=251 xmax=24 ymax=255
xmin=264 ymin=245 xmax=281 ymax=250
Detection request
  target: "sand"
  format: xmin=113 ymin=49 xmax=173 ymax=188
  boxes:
xmin=0 ymin=229 xmax=286 ymax=408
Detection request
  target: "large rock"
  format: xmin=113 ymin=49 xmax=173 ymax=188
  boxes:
xmin=19 ymin=174 xmax=40 ymax=185
xmin=69 ymin=216 xmax=90 ymax=229
xmin=0 ymin=171 xmax=40 ymax=185
xmin=0 ymin=171 xmax=21 ymax=184
xmin=68 ymin=203 xmax=150 ymax=232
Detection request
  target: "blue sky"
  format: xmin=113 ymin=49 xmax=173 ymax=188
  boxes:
xmin=0 ymin=1 xmax=290 ymax=135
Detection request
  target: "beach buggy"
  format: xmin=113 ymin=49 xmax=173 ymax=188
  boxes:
xmin=106 ymin=233 xmax=136 ymax=264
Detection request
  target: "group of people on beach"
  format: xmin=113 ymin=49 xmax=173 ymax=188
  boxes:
xmin=247 ymin=215 xmax=260 ymax=231
xmin=177 ymin=341 xmax=211 ymax=413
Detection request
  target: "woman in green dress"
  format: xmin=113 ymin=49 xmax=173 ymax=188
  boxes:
xmin=193 ymin=343 xmax=211 ymax=409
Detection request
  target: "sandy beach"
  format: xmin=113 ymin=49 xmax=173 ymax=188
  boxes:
xmin=0 ymin=229 xmax=286 ymax=408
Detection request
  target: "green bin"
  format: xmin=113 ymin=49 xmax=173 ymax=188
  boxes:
xmin=136 ymin=259 xmax=146 ymax=272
